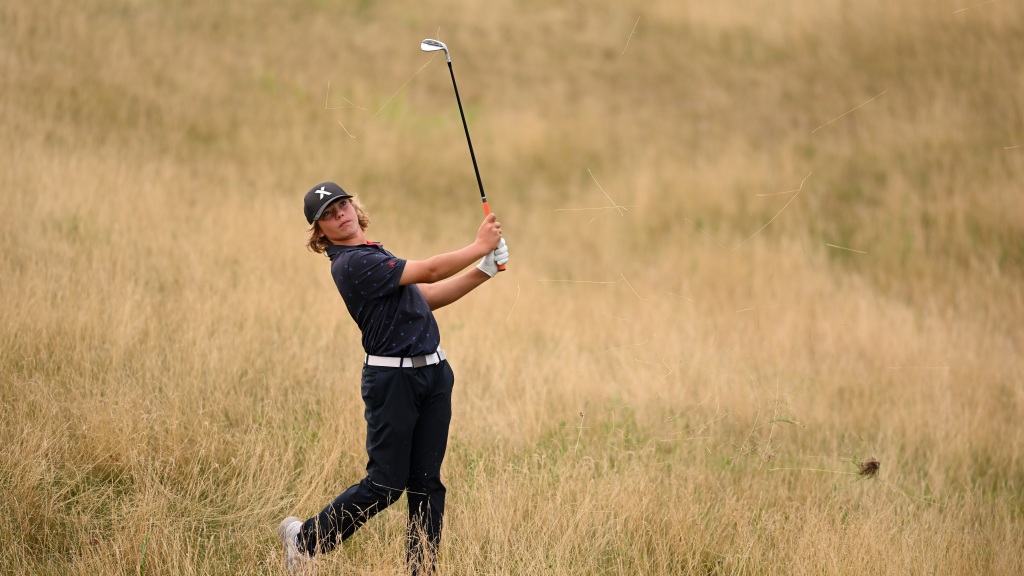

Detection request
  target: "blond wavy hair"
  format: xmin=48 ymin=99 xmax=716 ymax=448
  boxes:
xmin=305 ymin=196 xmax=371 ymax=254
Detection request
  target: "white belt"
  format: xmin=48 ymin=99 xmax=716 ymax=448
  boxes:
xmin=364 ymin=349 xmax=446 ymax=368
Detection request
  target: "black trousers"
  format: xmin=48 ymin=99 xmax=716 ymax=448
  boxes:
xmin=298 ymin=360 xmax=454 ymax=574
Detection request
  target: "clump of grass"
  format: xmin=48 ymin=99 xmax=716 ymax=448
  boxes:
xmin=858 ymin=457 xmax=880 ymax=479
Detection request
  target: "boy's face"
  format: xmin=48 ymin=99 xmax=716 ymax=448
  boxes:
xmin=318 ymin=198 xmax=362 ymax=245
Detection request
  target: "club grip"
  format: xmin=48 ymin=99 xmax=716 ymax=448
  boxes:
xmin=482 ymin=201 xmax=506 ymax=272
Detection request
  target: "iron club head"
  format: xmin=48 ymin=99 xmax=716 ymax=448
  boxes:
xmin=420 ymin=38 xmax=451 ymax=63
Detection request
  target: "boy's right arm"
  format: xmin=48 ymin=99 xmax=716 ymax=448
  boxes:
xmin=399 ymin=213 xmax=502 ymax=286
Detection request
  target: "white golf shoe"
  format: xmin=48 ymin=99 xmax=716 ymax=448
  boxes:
xmin=278 ymin=516 xmax=315 ymax=574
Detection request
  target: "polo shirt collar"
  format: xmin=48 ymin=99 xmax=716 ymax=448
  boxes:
xmin=325 ymin=241 xmax=383 ymax=259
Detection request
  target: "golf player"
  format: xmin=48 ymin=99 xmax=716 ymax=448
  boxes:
xmin=279 ymin=181 xmax=509 ymax=575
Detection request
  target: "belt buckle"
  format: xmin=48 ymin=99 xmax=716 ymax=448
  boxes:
xmin=411 ymin=355 xmax=428 ymax=368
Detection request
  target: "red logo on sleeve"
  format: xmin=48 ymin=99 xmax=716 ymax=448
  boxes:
xmin=388 ymin=260 xmax=397 ymax=268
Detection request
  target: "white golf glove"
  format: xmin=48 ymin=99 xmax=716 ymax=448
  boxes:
xmin=477 ymin=238 xmax=509 ymax=277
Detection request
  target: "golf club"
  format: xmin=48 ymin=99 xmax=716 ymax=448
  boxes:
xmin=421 ymin=38 xmax=505 ymax=271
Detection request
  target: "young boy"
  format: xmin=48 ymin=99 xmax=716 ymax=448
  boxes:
xmin=279 ymin=181 xmax=509 ymax=574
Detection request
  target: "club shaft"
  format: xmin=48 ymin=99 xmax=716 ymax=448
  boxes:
xmin=447 ymin=61 xmax=487 ymax=205
xmin=445 ymin=57 xmax=504 ymax=271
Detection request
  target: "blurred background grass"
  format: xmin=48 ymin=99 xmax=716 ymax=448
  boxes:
xmin=2 ymin=0 xmax=1022 ymax=574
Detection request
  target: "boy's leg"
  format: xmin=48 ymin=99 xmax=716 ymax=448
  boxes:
xmin=297 ymin=366 xmax=418 ymax=555
xmin=405 ymin=362 xmax=454 ymax=574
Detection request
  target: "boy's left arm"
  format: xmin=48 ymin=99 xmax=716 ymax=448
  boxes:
xmin=417 ymin=269 xmax=491 ymax=311
xmin=418 ymin=240 xmax=508 ymax=311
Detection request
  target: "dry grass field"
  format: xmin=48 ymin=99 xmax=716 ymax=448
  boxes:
xmin=2 ymin=0 xmax=1023 ymax=574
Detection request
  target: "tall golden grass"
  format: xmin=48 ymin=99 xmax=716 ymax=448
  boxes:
xmin=2 ymin=0 xmax=1022 ymax=574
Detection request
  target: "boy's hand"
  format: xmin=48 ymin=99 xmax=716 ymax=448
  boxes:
xmin=476 ymin=213 xmax=503 ymax=253
xmin=477 ymin=239 xmax=509 ymax=277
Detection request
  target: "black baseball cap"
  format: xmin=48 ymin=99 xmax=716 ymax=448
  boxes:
xmin=304 ymin=181 xmax=353 ymax=224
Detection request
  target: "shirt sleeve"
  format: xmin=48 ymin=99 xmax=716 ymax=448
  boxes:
xmin=338 ymin=250 xmax=407 ymax=300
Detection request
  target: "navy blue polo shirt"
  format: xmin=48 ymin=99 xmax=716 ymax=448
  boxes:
xmin=325 ymin=242 xmax=441 ymax=357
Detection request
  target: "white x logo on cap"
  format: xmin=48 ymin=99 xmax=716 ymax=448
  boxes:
xmin=316 ymin=186 xmax=332 ymax=200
